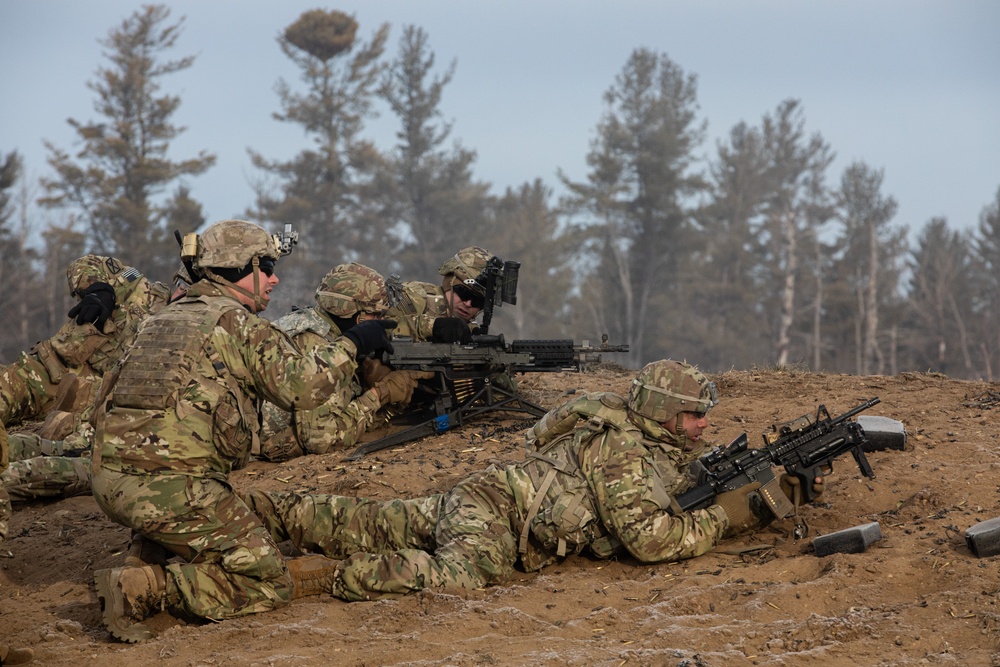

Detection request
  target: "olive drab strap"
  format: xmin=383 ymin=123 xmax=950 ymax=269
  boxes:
xmin=518 ymin=394 xmax=635 ymax=559
xmin=518 ymin=467 xmax=558 ymax=555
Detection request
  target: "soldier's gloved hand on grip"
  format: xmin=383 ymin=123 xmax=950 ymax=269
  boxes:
xmin=67 ymin=281 xmax=116 ymax=331
xmin=779 ymin=473 xmax=825 ymax=505
xmin=361 ymin=357 xmax=392 ymax=388
xmin=373 ymin=370 xmax=436 ymax=407
xmin=341 ymin=320 xmax=396 ymax=360
xmin=431 ymin=317 xmax=472 ymax=344
xmin=715 ymin=482 xmax=772 ymax=538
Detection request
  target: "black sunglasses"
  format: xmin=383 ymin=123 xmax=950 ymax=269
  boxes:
xmin=257 ymin=257 xmax=276 ymax=277
xmin=452 ymin=283 xmax=485 ymax=308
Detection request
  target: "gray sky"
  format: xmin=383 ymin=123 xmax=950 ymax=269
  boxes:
xmin=3 ymin=0 xmax=998 ymax=241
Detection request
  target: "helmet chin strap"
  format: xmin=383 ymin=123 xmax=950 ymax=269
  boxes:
xmin=204 ymin=258 xmax=266 ymax=312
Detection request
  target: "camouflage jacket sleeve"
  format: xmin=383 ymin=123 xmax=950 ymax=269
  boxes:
xmin=0 ymin=352 xmax=59 ymax=427
xmin=260 ymin=329 xmax=380 ymax=458
xmin=214 ymin=308 xmax=359 ymax=413
xmin=583 ymin=430 xmax=728 ymax=563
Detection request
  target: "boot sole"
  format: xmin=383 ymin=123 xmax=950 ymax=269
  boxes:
xmin=94 ymin=568 xmax=155 ymax=643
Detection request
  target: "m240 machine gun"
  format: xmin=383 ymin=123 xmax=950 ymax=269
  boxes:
xmin=346 ymin=334 xmax=628 ymax=460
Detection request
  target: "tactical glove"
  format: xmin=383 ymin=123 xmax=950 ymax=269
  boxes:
xmin=431 ymin=317 xmax=472 ymax=344
xmin=715 ymin=482 xmax=771 ymax=538
xmin=341 ymin=320 xmax=397 ymax=359
xmin=779 ymin=473 xmax=825 ymax=505
xmin=373 ymin=370 xmax=436 ymax=407
xmin=68 ymin=281 xmax=116 ymax=331
xmin=360 ymin=358 xmax=392 ymax=388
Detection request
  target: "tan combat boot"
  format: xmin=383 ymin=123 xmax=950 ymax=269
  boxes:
xmin=123 ymin=534 xmax=169 ymax=568
xmin=0 ymin=643 xmax=35 ymax=665
xmin=286 ymin=555 xmax=342 ymax=598
xmin=94 ymin=564 xmax=169 ymax=643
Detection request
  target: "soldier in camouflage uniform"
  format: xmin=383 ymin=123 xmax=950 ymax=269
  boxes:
xmin=0 ymin=255 xmax=169 ymax=431
xmin=260 ymin=263 xmax=433 ymax=461
xmin=242 ymin=360 xmax=819 ymax=601
xmin=90 ymin=220 xmax=396 ymax=643
xmin=385 ymin=246 xmax=495 ymax=342
xmin=0 ymin=424 xmax=35 ymax=663
xmin=0 ymin=256 xmax=171 ymax=549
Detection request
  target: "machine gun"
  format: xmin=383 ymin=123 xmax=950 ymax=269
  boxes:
xmin=674 ymin=398 xmax=906 ymax=532
xmin=346 ymin=334 xmax=629 ymax=460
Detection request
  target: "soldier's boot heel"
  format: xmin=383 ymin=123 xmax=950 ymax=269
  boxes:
xmin=94 ymin=564 xmax=167 ymax=643
xmin=287 ymin=554 xmax=342 ymax=598
xmin=123 ymin=534 xmax=169 ymax=568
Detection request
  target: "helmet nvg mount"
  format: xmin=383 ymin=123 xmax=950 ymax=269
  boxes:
xmin=627 ymin=360 xmax=718 ymax=423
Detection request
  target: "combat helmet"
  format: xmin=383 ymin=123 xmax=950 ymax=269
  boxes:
xmin=627 ymin=360 xmax=718 ymax=424
xmin=66 ymin=255 xmax=144 ymax=303
xmin=439 ymin=246 xmax=493 ymax=295
xmin=315 ymin=263 xmax=389 ymax=317
xmin=195 ymin=219 xmax=278 ymax=270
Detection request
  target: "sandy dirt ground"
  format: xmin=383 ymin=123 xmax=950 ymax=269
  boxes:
xmin=3 ymin=365 xmax=1000 ymax=667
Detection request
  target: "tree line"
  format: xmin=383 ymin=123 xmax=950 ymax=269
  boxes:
xmin=2 ymin=6 xmax=998 ymax=380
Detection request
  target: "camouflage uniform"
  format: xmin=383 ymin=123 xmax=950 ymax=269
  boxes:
xmin=0 ymin=255 xmax=169 ymax=430
xmin=91 ymin=220 xmax=383 ymax=641
xmin=244 ymin=361 xmax=743 ymax=602
xmin=386 ymin=246 xmax=493 ymax=340
xmin=0 ymin=256 xmax=169 ymax=548
xmin=260 ymin=263 xmax=391 ymax=461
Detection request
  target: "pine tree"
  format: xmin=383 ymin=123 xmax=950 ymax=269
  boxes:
xmin=247 ymin=9 xmax=389 ymax=310
xmin=905 ymin=218 xmax=974 ymax=377
xmin=560 ymin=49 xmax=706 ymax=367
xmin=378 ymin=25 xmax=490 ymax=282
xmin=970 ymin=186 xmax=1000 ymax=379
xmin=39 ymin=4 xmax=215 ymax=282
xmin=832 ymin=162 xmax=907 ymax=374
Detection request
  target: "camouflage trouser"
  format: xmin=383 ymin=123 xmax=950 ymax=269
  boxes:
xmin=3 ymin=455 xmax=91 ymax=502
xmin=0 ymin=481 xmax=8 ymax=549
xmin=92 ymin=468 xmax=292 ymax=620
xmin=0 ymin=435 xmax=92 ymax=548
xmin=243 ymin=466 xmax=522 ymax=602
xmin=8 ymin=433 xmax=88 ymax=460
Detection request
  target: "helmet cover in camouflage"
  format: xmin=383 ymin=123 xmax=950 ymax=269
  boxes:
xmin=627 ymin=360 xmax=718 ymax=423
xmin=66 ymin=254 xmax=143 ymax=300
xmin=195 ymin=219 xmax=279 ymax=270
xmin=315 ymin=262 xmax=389 ymax=317
xmin=438 ymin=246 xmax=494 ymax=295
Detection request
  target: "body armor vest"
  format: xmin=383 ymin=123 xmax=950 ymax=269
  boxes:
xmin=113 ymin=296 xmax=240 ymax=410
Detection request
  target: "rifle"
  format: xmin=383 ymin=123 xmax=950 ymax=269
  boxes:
xmin=674 ymin=398 xmax=905 ymax=529
xmin=346 ymin=334 xmax=629 ymax=460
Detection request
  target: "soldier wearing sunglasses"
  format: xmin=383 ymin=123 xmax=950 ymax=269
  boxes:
xmin=385 ymin=246 xmax=495 ymax=344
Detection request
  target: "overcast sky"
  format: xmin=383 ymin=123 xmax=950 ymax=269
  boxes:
xmin=3 ymin=1 xmax=998 ymax=242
